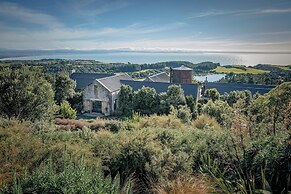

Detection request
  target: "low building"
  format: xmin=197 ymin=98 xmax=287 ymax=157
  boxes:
xmin=70 ymin=73 xmax=114 ymax=90
xmin=83 ymin=74 xmax=133 ymax=115
xmin=204 ymin=82 xmax=276 ymax=95
xmin=145 ymin=72 xmax=170 ymax=82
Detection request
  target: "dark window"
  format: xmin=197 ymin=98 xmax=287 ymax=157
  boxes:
xmin=114 ymin=99 xmax=117 ymax=110
xmin=92 ymin=101 xmax=102 ymax=113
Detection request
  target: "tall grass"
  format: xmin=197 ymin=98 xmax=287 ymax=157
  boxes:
xmin=1 ymin=153 xmax=133 ymax=194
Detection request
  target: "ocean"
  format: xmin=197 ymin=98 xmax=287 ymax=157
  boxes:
xmin=1 ymin=52 xmax=291 ymax=66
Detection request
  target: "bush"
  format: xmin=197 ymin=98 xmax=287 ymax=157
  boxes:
xmin=1 ymin=155 xmax=132 ymax=194
xmin=176 ymin=106 xmax=192 ymax=124
xmin=93 ymin=127 xmax=235 ymax=192
xmin=58 ymin=100 xmax=77 ymax=119
xmin=0 ymin=68 xmax=56 ymax=121
xmin=0 ymin=121 xmax=47 ymax=184
xmin=202 ymin=100 xmax=233 ymax=128
xmin=242 ymin=134 xmax=290 ymax=193
xmin=192 ymin=114 xmax=221 ymax=130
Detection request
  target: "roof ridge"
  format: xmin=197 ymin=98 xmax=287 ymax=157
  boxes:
xmin=149 ymin=72 xmax=168 ymax=78
xmin=96 ymin=73 xmax=125 ymax=81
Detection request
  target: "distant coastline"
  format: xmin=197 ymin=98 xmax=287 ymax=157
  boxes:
xmin=1 ymin=49 xmax=291 ymax=66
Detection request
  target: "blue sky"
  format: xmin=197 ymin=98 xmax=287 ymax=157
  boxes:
xmin=0 ymin=0 xmax=291 ymax=52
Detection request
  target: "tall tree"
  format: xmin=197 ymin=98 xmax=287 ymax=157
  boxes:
xmin=133 ymin=86 xmax=159 ymax=115
xmin=0 ymin=68 xmax=55 ymax=121
xmin=166 ymin=85 xmax=186 ymax=109
xmin=117 ymin=85 xmax=134 ymax=116
xmin=186 ymin=95 xmax=197 ymax=119
xmin=54 ymin=73 xmax=75 ymax=104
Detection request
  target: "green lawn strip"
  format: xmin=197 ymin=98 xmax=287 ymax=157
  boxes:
xmin=215 ymin=66 xmax=269 ymax=74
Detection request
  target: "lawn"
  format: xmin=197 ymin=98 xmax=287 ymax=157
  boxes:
xmin=214 ymin=66 xmax=269 ymax=74
xmin=278 ymin=66 xmax=291 ymax=71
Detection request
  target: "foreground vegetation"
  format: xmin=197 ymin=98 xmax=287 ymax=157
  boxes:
xmin=1 ymin=84 xmax=290 ymax=193
xmin=0 ymin=65 xmax=290 ymax=193
xmin=0 ymin=111 xmax=289 ymax=193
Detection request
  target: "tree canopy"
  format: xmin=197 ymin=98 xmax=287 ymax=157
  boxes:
xmin=133 ymin=86 xmax=159 ymax=115
xmin=0 ymin=68 xmax=55 ymax=121
xmin=54 ymin=73 xmax=76 ymax=104
xmin=117 ymin=85 xmax=134 ymax=116
xmin=205 ymin=88 xmax=220 ymax=102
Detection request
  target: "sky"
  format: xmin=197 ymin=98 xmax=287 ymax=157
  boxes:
xmin=0 ymin=0 xmax=291 ymax=52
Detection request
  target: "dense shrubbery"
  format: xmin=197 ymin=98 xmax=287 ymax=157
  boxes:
xmin=0 ymin=65 xmax=290 ymax=193
xmin=0 ymin=114 xmax=290 ymax=193
xmin=0 ymin=68 xmax=55 ymax=121
xmin=118 ymin=84 xmax=194 ymax=118
xmin=2 ymin=154 xmax=132 ymax=194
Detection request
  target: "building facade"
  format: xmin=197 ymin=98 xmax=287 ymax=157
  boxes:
xmin=83 ymin=74 xmax=133 ymax=116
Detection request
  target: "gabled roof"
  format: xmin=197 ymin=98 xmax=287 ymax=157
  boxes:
xmin=97 ymin=74 xmax=133 ymax=92
xmin=147 ymin=72 xmax=170 ymax=83
xmin=121 ymin=80 xmax=199 ymax=99
xmin=205 ymin=82 xmax=276 ymax=95
xmin=172 ymin=65 xmax=192 ymax=71
xmin=70 ymin=73 xmax=114 ymax=90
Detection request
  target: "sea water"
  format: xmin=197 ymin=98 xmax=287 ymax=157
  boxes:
xmin=2 ymin=52 xmax=291 ymax=66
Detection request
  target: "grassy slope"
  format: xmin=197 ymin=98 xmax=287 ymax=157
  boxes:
xmin=278 ymin=66 xmax=291 ymax=71
xmin=214 ymin=66 xmax=269 ymax=74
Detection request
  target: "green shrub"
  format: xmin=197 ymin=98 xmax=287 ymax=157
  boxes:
xmin=1 ymin=155 xmax=132 ymax=194
xmin=202 ymin=100 xmax=233 ymax=128
xmin=176 ymin=105 xmax=192 ymax=124
xmin=58 ymin=100 xmax=77 ymax=119
xmin=0 ymin=68 xmax=56 ymax=121
xmin=93 ymin=127 xmax=235 ymax=192
xmin=242 ymin=134 xmax=290 ymax=193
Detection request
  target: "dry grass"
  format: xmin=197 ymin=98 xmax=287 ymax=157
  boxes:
xmin=0 ymin=120 xmax=47 ymax=184
xmin=54 ymin=118 xmax=124 ymax=132
xmin=131 ymin=114 xmax=185 ymax=129
xmin=0 ymin=118 xmax=100 ymax=185
xmin=153 ymin=174 xmax=214 ymax=194
xmin=192 ymin=115 xmax=221 ymax=130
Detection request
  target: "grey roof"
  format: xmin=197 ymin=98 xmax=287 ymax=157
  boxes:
xmin=121 ymin=80 xmax=199 ymax=99
xmin=172 ymin=65 xmax=192 ymax=71
xmin=205 ymin=82 xmax=276 ymax=95
xmin=70 ymin=73 xmax=114 ymax=90
xmin=97 ymin=74 xmax=133 ymax=92
xmin=147 ymin=72 xmax=170 ymax=83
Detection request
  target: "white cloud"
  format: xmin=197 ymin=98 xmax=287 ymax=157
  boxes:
xmin=0 ymin=21 xmax=186 ymax=43
xmin=1 ymin=27 xmax=290 ymax=52
xmin=190 ymin=7 xmax=291 ymax=18
xmin=63 ymin=0 xmax=130 ymax=17
xmin=0 ymin=2 xmax=63 ymax=28
xmin=259 ymin=8 xmax=291 ymax=14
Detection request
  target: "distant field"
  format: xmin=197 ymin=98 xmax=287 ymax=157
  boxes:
xmin=278 ymin=66 xmax=291 ymax=71
xmin=214 ymin=66 xmax=269 ymax=74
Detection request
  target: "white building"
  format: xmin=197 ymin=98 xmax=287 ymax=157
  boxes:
xmin=83 ymin=74 xmax=133 ymax=116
